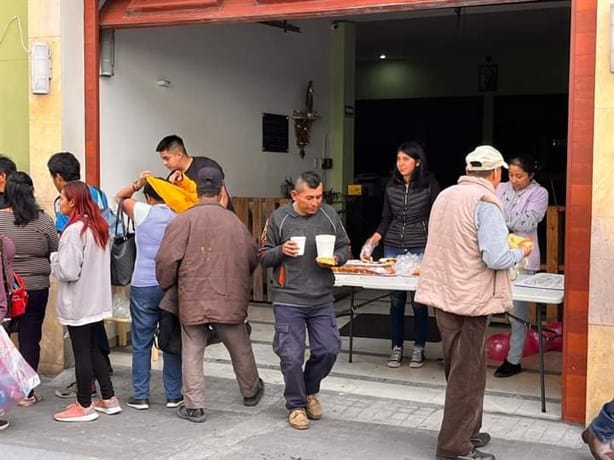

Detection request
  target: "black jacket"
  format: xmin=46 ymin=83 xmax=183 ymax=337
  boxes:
xmin=376 ymin=173 xmax=440 ymax=249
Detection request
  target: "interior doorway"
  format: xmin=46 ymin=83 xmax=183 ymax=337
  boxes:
xmin=343 ymin=2 xmax=571 ymax=415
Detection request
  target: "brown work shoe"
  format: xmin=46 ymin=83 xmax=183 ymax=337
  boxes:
xmin=582 ymin=427 xmax=614 ymax=460
xmin=288 ymin=408 xmax=310 ymax=430
xmin=305 ymin=394 xmax=322 ymax=420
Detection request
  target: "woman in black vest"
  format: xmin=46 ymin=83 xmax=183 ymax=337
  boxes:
xmin=361 ymin=141 xmax=440 ymax=368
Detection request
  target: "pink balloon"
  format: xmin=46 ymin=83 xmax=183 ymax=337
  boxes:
xmin=543 ymin=321 xmax=563 ymax=352
xmin=486 ymin=333 xmax=510 ymax=361
xmin=522 ymin=329 xmax=540 ymax=357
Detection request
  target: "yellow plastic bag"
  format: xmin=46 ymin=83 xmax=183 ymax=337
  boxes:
xmin=146 ymin=176 xmax=198 ymax=214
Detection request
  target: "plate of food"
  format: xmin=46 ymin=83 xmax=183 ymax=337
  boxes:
xmin=332 ymin=264 xmax=396 ymax=275
xmin=349 ymin=258 xmax=396 ymax=268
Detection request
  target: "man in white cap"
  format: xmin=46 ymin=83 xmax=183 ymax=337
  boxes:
xmin=415 ymin=145 xmax=533 ymax=460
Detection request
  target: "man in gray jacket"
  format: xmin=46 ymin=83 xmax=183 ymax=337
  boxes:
xmin=259 ymin=171 xmax=351 ymax=430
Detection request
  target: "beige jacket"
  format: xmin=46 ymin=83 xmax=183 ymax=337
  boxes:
xmin=415 ymin=176 xmax=513 ymax=317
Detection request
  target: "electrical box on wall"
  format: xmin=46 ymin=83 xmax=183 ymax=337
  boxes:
xmin=322 ymin=158 xmax=333 ymax=169
xmin=31 ymin=42 xmax=51 ymax=94
xmin=100 ymin=29 xmax=115 ymax=77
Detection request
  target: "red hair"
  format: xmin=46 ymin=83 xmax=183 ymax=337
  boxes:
xmin=63 ymin=181 xmax=109 ymax=248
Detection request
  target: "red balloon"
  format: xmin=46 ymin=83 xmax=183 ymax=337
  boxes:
xmin=522 ymin=329 xmax=540 ymax=357
xmin=543 ymin=321 xmax=563 ymax=352
xmin=486 ymin=333 xmax=510 ymax=361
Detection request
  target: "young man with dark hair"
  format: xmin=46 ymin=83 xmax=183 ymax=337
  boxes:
xmin=0 ymin=154 xmax=17 ymax=208
xmin=47 ymin=151 xmax=114 ymax=399
xmin=47 ymin=152 xmax=113 ymax=233
xmin=156 ymin=134 xmax=233 ymax=211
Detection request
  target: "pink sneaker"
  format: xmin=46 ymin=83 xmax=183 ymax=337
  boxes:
xmin=54 ymin=402 xmax=99 ymax=422
xmin=94 ymin=396 xmax=122 ymax=415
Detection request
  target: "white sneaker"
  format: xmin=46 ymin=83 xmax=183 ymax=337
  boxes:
xmin=409 ymin=347 xmax=425 ymax=368
xmin=387 ymin=346 xmax=403 ymax=368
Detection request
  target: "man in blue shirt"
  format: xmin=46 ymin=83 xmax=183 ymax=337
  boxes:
xmin=47 ymin=152 xmax=114 ymax=233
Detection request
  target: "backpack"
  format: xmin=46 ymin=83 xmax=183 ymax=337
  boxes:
xmin=54 ymin=185 xmax=118 ymax=236
xmin=89 ymin=186 xmax=118 ymax=237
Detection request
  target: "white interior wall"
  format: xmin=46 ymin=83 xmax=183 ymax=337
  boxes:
xmin=100 ymin=21 xmax=332 ymax=198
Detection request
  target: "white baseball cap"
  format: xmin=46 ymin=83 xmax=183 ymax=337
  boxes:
xmin=465 ymin=145 xmax=508 ymax=171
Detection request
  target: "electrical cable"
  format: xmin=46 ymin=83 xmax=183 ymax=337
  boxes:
xmin=0 ymin=16 xmax=30 ymax=53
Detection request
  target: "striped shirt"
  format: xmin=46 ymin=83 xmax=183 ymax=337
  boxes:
xmin=0 ymin=210 xmax=59 ymax=290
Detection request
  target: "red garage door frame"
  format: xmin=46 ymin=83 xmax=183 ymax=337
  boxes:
xmin=85 ymin=0 xmax=595 ymax=423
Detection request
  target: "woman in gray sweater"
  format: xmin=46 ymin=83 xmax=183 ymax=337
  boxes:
xmin=51 ymin=181 xmax=118 ymax=422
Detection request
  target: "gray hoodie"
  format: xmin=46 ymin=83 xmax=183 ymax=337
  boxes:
xmin=259 ymin=203 xmax=351 ymax=306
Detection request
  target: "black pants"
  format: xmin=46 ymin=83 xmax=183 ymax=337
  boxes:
xmin=18 ymin=288 xmax=49 ymax=371
xmin=67 ymin=321 xmax=115 ymax=407
xmin=95 ymin=320 xmax=113 ymax=374
xmin=19 ymin=289 xmax=49 ymax=398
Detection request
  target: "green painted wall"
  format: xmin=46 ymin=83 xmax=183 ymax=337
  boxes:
xmin=0 ymin=3 xmax=29 ymax=170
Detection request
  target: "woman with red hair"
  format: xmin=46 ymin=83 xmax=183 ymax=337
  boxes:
xmin=50 ymin=181 xmax=120 ymax=422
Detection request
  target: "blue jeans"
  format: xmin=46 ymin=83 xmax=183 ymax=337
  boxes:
xmin=130 ymin=285 xmax=182 ymax=400
xmin=273 ymin=302 xmax=341 ymax=410
xmin=507 ymin=269 xmax=535 ymax=364
xmin=384 ymin=246 xmax=428 ymax=349
xmin=590 ymin=399 xmax=614 ymax=442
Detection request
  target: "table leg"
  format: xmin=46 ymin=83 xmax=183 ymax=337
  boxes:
xmin=537 ymin=303 xmax=546 ymax=413
xmin=349 ymin=287 xmax=355 ymax=363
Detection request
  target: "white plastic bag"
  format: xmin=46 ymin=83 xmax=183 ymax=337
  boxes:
xmin=0 ymin=325 xmax=40 ymax=416
xmin=112 ymin=285 xmax=131 ymax=320
xmin=395 ymin=253 xmax=423 ymax=276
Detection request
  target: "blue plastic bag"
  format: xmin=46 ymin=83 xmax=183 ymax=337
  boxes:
xmin=0 ymin=325 xmax=40 ymax=416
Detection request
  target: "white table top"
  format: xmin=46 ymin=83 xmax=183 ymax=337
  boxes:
xmin=334 ymin=273 xmax=564 ymax=305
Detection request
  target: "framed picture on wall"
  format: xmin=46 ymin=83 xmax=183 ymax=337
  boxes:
xmin=479 ymin=64 xmax=498 ymax=92
xmin=262 ymin=113 xmax=289 ymax=153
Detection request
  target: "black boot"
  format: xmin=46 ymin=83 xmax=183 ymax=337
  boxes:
xmin=494 ymin=359 xmax=521 ymax=378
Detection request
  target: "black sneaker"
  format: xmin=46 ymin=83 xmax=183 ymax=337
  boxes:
xmin=177 ymin=405 xmax=206 ymax=423
xmin=438 ymin=448 xmax=496 ymax=460
xmin=126 ymin=397 xmax=150 ymax=410
xmin=166 ymin=397 xmax=184 ymax=408
xmin=0 ymin=419 xmax=9 ymax=431
xmin=55 ymin=381 xmax=98 ymax=399
xmin=243 ymin=378 xmax=264 ymax=407
xmin=470 ymin=432 xmax=491 ymax=448
xmin=494 ymin=360 xmax=521 ymax=378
